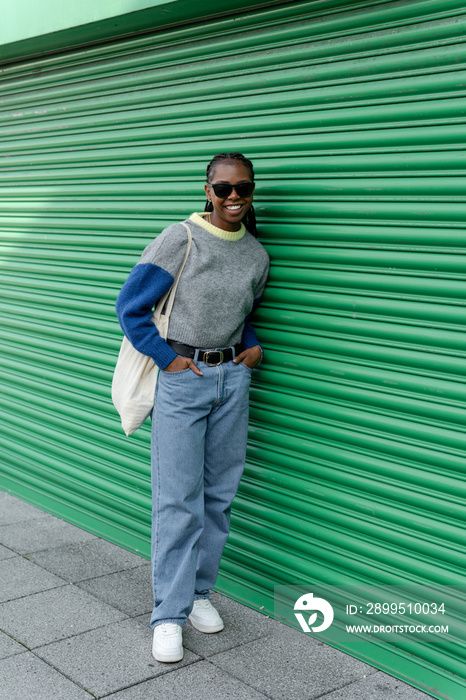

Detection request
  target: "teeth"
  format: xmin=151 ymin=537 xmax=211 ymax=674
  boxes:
xmin=226 ymin=205 xmax=241 ymax=210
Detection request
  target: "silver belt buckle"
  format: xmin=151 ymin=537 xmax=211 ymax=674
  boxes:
xmin=203 ymin=350 xmax=224 ymax=366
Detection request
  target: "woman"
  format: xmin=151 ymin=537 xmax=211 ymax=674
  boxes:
xmin=116 ymin=152 xmax=269 ymax=663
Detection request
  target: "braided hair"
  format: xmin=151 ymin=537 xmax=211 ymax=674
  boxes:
xmin=204 ymin=152 xmax=258 ymax=238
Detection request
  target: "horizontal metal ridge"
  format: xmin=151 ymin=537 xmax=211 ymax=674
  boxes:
xmin=3 ymin=152 xmax=466 ymax=181
xmin=252 ymin=371 xmax=466 ymax=436
xmin=2 ymin=0 xmax=465 ymax=80
xmin=0 ymin=445 xmax=150 ymax=535
xmin=2 ymin=4 xmax=465 ymax=94
xmin=257 ymin=362 xmax=466 ymax=430
xmin=248 ymin=415 xmax=466 ymax=497
xmin=262 ymin=332 xmax=466 ymax=386
xmin=226 ymin=525 xmax=465 ymax=592
xmin=0 ymin=403 xmax=147 ymax=488
xmin=245 ymin=437 xmax=465 ymax=524
xmin=4 ymin=97 xmax=466 ymax=141
xmin=240 ymin=465 xmax=465 ymax=540
xmin=2 ymin=57 xmax=466 ymax=125
xmin=248 ymin=398 xmax=466 ymax=476
xmin=233 ymin=495 xmax=465 ymax=575
xmin=4 ymin=120 xmax=466 ymax=152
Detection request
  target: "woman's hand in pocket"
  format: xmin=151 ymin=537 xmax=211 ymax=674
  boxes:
xmin=164 ymin=356 xmax=203 ymax=375
xmin=233 ymin=345 xmax=262 ymax=369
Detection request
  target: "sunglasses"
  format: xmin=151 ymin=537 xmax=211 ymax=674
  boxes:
xmin=208 ymin=181 xmax=255 ymax=198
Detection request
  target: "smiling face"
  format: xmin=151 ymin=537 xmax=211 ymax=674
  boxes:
xmin=204 ymin=161 xmax=255 ymax=232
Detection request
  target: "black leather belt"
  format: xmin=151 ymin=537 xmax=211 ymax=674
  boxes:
xmin=167 ymin=339 xmax=242 ymax=366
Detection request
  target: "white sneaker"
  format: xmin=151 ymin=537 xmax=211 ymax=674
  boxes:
xmin=152 ymin=623 xmax=183 ymax=663
xmin=188 ymin=598 xmax=224 ymax=633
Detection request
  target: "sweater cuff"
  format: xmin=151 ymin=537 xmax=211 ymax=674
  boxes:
xmin=154 ymin=342 xmax=178 ymax=370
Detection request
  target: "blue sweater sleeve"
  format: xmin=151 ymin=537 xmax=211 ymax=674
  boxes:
xmin=115 ymin=263 xmax=178 ymax=370
xmin=241 ymin=296 xmax=263 ymax=351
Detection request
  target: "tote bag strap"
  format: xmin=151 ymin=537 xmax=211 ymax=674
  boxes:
xmin=159 ymin=222 xmax=192 ymax=320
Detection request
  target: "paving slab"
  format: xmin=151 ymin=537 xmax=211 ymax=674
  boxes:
xmin=34 ymin=617 xmax=201 ymax=698
xmin=0 ymin=631 xmax=28 ymax=660
xmin=28 ymin=537 xmax=146 ymax=582
xmin=319 ymin=670 xmax=434 ymax=699
xmin=182 ymin=591 xmax=277 ymax=657
xmin=0 ymin=584 xmax=127 ymax=648
xmin=0 ymin=556 xmax=66 ymax=603
xmin=210 ymin=622 xmax=377 ymax=700
xmin=104 ymin=659 xmax=270 ymax=700
xmin=0 ymin=493 xmax=437 ymax=700
xmin=0 ymin=543 xmax=17 ymax=561
xmin=0 ymin=492 xmax=54 ymax=526
xmin=131 ymin=590 xmax=278 ymax=658
xmin=0 ymin=651 xmax=92 ymax=700
xmin=76 ymin=563 xmax=153 ymax=616
xmin=0 ymin=515 xmax=96 ymax=554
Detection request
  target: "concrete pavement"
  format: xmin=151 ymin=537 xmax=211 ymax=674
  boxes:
xmin=0 ymin=490 xmax=433 ymax=700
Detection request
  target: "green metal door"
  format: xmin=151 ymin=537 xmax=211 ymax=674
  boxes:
xmin=1 ymin=1 xmax=465 ymax=696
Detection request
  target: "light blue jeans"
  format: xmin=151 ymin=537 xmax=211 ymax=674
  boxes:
xmin=149 ymin=358 xmax=252 ymax=629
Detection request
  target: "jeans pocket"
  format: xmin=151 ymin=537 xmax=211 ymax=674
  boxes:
xmin=161 ymin=367 xmax=192 ymax=375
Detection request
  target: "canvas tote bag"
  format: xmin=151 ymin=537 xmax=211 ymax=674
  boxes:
xmin=112 ymin=223 xmax=192 ymax=436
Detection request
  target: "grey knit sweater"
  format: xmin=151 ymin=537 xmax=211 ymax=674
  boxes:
xmin=115 ymin=213 xmax=270 ymax=369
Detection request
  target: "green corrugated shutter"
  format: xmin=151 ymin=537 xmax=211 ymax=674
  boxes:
xmin=1 ymin=1 xmax=465 ymax=696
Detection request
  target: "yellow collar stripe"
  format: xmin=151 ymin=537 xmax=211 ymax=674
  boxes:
xmin=190 ymin=212 xmax=246 ymax=241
